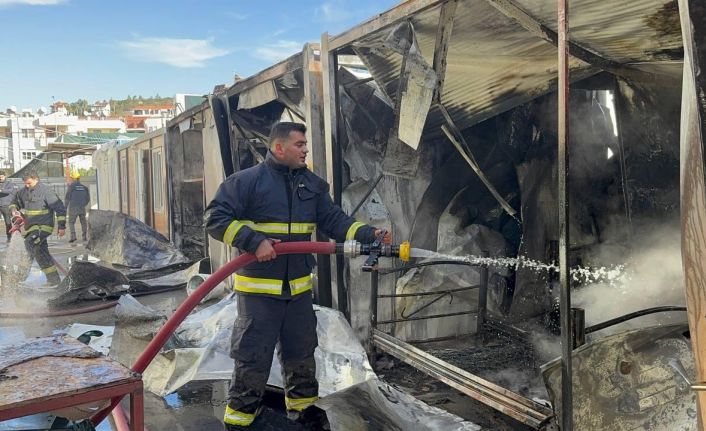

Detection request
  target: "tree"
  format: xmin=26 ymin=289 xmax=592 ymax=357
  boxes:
xmin=78 ymin=167 xmax=96 ymax=177
xmin=69 ymin=99 xmax=89 ymax=116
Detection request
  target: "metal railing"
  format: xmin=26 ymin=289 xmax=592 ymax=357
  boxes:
xmin=366 ymin=253 xmax=554 ymax=428
xmin=369 ymin=252 xmax=489 ymax=333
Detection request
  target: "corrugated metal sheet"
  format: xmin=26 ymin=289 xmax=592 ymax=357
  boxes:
xmin=350 ymin=0 xmax=682 ymax=134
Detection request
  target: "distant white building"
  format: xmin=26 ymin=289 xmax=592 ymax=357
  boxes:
xmin=0 ymin=104 xmax=126 ymax=172
xmin=90 ymin=100 xmax=111 ymax=118
xmin=125 ymin=103 xmax=175 ymax=133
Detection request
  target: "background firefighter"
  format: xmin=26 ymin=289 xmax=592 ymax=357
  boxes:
xmin=206 ymin=122 xmax=389 ymax=430
xmin=65 ymin=171 xmax=90 ymax=243
xmin=9 ymin=170 xmax=66 ymax=286
xmin=0 ymin=170 xmax=18 ymax=242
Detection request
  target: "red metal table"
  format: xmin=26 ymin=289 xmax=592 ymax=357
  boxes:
xmin=0 ymin=336 xmax=143 ymax=430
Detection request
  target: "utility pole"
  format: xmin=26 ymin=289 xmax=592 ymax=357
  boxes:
xmin=557 ymin=0 xmax=573 ymax=429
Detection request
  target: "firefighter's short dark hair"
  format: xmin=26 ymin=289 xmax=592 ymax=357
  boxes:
xmin=22 ymin=170 xmax=39 ymax=181
xmin=268 ymin=122 xmax=307 ymax=148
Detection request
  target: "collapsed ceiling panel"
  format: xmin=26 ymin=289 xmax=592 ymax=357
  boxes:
xmin=510 ymin=0 xmax=683 ymax=61
xmin=350 ymin=0 xmax=682 ymax=135
xmin=237 ymin=80 xmax=279 ymax=110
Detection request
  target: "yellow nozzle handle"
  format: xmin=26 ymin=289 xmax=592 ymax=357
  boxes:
xmin=399 ymin=241 xmax=410 ymax=262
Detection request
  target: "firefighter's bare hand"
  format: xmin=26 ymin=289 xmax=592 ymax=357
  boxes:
xmin=255 ymin=238 xmax=280 ymax=262
xmin=57 ymin=229 xmax=65 ymax=237
xmin=11 ymin=210 xmax=21 ymax=218
xmin=374 ymin=229 xmax=392 ymax=245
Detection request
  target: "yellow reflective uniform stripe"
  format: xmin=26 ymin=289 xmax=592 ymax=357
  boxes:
xmin=253 ymin=222 xmax=316 ymax=235
xmin=223 ymin=405 xmax=256 ymax=426
xmin=56 ymin=215 xmax=66 ymax=221
xmin=25 ymin=209 xmax=50 ymax=216
xmin=223 ymin=220 xmax=249 ymax=245
xmin=289 ymin=223 xmax=316 ymax=234
xmin=42 ymin=266 xmax=57 ymax=274
xmin=234 ymin=274 xmax=283 ymax=295
xmin=289 ymin=274 xmax=313 ymax=295
xmin=345 ymin=221 xmax=365 ymax=241
xmin=25 ymin=225 xmax=53 ymax=234
xmin=233 ymin=274 xmax=313 ymax=295
xmin=224 ymin=220 xmax=316 ymax=244
xmin=285 ymin=396 xmax=318 ymax=412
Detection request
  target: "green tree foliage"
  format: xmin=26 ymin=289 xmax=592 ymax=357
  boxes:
xmin=68 ymin=99 xmax=89 ymax=116
xmin=78 ymin=167 xmax=96 ymax=177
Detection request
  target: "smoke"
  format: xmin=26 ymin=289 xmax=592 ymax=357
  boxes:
xmin=573 ymin=223 xmax=685 ymax=335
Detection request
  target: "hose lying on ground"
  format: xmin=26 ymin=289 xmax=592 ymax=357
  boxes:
xmin=90 ymin=241 xmax=337 ymax=426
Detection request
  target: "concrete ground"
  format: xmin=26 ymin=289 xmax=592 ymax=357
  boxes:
xmin=0 ymin=234 xmax=539 ymax=430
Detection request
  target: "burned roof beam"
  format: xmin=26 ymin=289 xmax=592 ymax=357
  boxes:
xmin=438 ymin=103 xmax=519 ymax=219
xmin=485 ymin=0 xmax=678 ymax=85
xmin=226 ymin=52 xmax=304 ymax=98
xmin=432 ymin=0 xmax=458 ymax=103
xmin=328 ymin=0 xmax=445 ymax=51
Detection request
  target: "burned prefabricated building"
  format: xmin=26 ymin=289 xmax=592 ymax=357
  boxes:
xmin=91 ymin=0 xmax=706 ymax=429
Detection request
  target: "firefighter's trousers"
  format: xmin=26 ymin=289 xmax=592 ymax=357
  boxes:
xmin=226 ymin=292 xmax=318 ymax=425
xmin=24 ymin=230 xmax=60 ymax=284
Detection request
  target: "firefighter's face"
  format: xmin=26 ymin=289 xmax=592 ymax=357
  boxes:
xmin=0 ymin=175 xmax=5 ymax=182
xmin=276 ymin=131 xmax=308 ymax=169
xmin=24 ymin=178 xmax=38 ymax=188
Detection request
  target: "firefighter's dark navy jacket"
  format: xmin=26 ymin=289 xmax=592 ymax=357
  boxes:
xmin=65 ymin=180 xmax=90 ymax=213
xmin=0 ymin=180 xmax=18 ymax=207
xmin=10 ymin=181 xmax=67 ymax=236
xmin=206 ymin=152 xmax=376 ymax=297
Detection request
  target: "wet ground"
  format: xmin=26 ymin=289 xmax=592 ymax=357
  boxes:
xmin=0 ymin=234 xmax=550 ymax=430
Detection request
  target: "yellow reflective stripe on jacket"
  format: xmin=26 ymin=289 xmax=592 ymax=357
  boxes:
xmin=233 ymin=274 xmax=313 ymax=296
xmin=234 ymin=274 xmax=283 ymax=295
xmin=224 ymin=220 xmax=316 ymax=245
xmin=56 ymin=216 xmax=66 ymax=221
xmin=346 ymin=221 xmax=365 ymax=241
xmin=223 ymin=220 xmax=248 ymax=245
xmin=25 ymin=209 xmax=50 ymax=216
xmin=25 ymin=225 xmax=53 ymax=234
xmin=253 ymin=222 xmax=316 ymax=235
xmin=42 ymin=265 xmax=57 ymax=274
xmin=285 ymin=396 xmax=318 ymax=412
xmin=223 ymin=406 xmax=256 ymax=426
xmin=289 ymin=274 xmax=313 ymax=295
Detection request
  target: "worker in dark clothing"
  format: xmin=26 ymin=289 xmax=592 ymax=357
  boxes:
xmin=65 ymin=171 xmax=90 ymax=243
xmin=10 ymin=170 xmax=66 ymax=286
xmin=206 ymin=122 xmax=389 ymax=430
xmin=0 ymin=171 xmax=19 ymax=241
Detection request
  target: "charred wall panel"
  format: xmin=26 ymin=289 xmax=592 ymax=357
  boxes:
xmin=167 ymin=121 xmax=206 ymax=261
xmin=616 ymin=79 xmax=682 ymax=223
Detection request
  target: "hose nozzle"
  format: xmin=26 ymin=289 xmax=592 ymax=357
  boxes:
xmin=336 ymin=237 xmax=411 ymax=271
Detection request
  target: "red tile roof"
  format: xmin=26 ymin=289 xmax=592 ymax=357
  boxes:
xmin=125 ymin=116 xmax=146 ymax=129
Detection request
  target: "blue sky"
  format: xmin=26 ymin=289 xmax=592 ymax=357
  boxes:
xmin=0 ymin=0 xmax=398 ymax=110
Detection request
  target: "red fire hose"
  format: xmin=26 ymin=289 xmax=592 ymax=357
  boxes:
xmin=91 ymin=241 xmax=337 ymax=426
